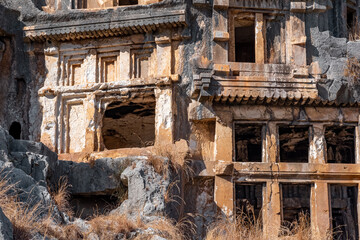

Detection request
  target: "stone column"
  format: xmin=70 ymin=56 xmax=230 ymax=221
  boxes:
xmin=84 ymin=94 xmax=97 ymax=152
xmin=290 ymin=0 xmax=307 ymax=66
xmin=156 ymin=33 xmax=171 ymax=78
xmin=119 ymin=46 xmax=131 ymax=80
xmin=357 ymin=183 xmax=360 ymax=237
xmin=355 ymin=125 xmax=360 ymax=164
xmin=263 ymin=181 xmax=281 ymax=239
xmin=309 ymin=124 xmax=326 ymax=164
xmin=255 ymin=13 xmax=265 ymax=64
xmin=264 ymin=122 xmax=278 ymax=163
xmin=84 ymin=49 xmax=97 ymax=84
xmin=214 ymin=111 xmax=234 ymax=217
xmin=311 ymin=182 xmax=330 ymax=238
xmin=212 ymin=0 xmax=229 ymax=64
xmin=155 ymin=86 xmax=174 ymax=146
xmin=263 ymin=122 xmax=281 ymax=238
xmin=309 ymin=123 xmax=330 ymax=238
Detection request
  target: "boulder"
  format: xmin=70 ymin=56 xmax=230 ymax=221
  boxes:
xmin=112 ymin=158 xmax=171 ymax=222
xmin=50 ymin=157 xmax=141 ymax=195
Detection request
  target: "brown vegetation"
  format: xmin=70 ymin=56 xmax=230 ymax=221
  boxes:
xmin=345 ymin=57 xmax=360 ymax=85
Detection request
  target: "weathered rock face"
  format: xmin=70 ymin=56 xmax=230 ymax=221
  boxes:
xmin=112 ymin=158 xmax=171 ymax=222
xmin=0 ymin=128 xmax=61 ymax=219
xmin=2 ymin=0 xmax=360 ymax=239
xmin=51 ymin=157 xmax=134 ymax=196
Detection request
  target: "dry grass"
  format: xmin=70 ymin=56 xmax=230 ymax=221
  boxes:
xmin=136 ymin=216 xmax=195 ymax=240
xmin=344 ymin=57 xmax=360 ymax=85
xmin=0 ymin=178 xmax=44 ymax=239
xmin=349 ymin=18 xmax=360 ymax=41
xmin=205 ymin=211 xmax=335 ymax=240
xmin=206 ymin=211 xmax=263 ymax=240
xmin=86 ymin=214 xmax=139 ymax=240
xmin=50 ymin=176 xmax=74 ymax=217
xmin=279 ymin=213 xmax=312 ymax=240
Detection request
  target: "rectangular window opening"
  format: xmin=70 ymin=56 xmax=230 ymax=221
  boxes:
xmin=235 ymin=21 xmax=255 ymax=63
xmin=325 ymin=126 xmax=355 ymax=164
xmin=279 ymin=125 xmax=309 ymax=163
xmin=77 ymin=0 xmax=87 ymax=8
xmin=281 ymin=184 xmax=311 ymax=230
xmin=330 ymin=185 xmax=358 ymax=240
xmin=118 ymin=0 xmax=138 ymax=6
xmin=235 ymin=124 xmax=263 ymax=162
xmin=235 ymin=183 xmax=263 ymax=223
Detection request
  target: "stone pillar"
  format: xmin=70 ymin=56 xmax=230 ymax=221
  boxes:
xmin=309 ymin=124 xmax=326 ymax=164
xmin=84 ymin=94 xmax=96 ymax=152
xmin=40 ymin=95 xmax=58 ymax=152
xmin=356 ymin=125 xmax=360 ymax=164
xmin=212 ymin=0 xmax=229 ymax=64
xmin=263 ymin=181 xmax=281 ymax=238
xmin=255 ymin=13 xmax=265 ymax=64
xmin=290 ymin=0 xmax=307 ymax=66
xmin=265 ymin=122 xmax=278 ymax=163
xmin=156 ymin=34 xmax=171 ymax=78
xmin=155 ymin=86 xmax=174 ymax=146
xmin=84 ymin=49 xmax=97 ymax=84
xmin=263 ymin=122 xmax=281 ymax=237
xmin=119 ymin=46 xmax=131 ymax=80
xmin=214 ymin=112 xmax=233 ymax=217
xmin=311 ymin=182 xmax=330 ymax=238
xmin=357 ymin=183 xmax=360 ymax=237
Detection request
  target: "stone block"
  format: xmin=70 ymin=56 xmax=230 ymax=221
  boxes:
xmin=215 ymin=161 xmax=234 ymax=176
xmin=213 ymin=31 xmax=229 ymax=41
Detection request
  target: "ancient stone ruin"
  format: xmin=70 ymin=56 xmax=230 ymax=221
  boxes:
xmin=1 ymin=0 xmax=360 ymax=239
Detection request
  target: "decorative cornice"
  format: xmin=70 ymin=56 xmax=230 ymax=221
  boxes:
xmin=24 ymin=9 xmax=186 ymax=42
xmin=192 ymin=63 xmax=360 ymax=107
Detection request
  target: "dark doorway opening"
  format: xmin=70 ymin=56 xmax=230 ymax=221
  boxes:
xmin=102 ymin=100 xmax=155 ymax=149
xmin=71 ymin=194 xmax=118 ymax=219
xmin=281 ymin=184 xmax=311 ymax=228
xmin=235 ymin=124 xmax=263 ymax=162
xmin=330 ymin=185 xmax=358 ymax=240
xmin=235 ymin=24 xmax=255 ymax=63
xmin=279 ymin=125 xmax=309 ymax=163
xmin=9 ymin=122 xmax=21 ymax=139
xmin=325 ymin=126 xmax=355 ymax=164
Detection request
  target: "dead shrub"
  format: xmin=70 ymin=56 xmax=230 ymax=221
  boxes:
xmin=349 ymin=18 xmax=360 ymax=41
xmin=279 ymin=212 xmax=311 ymax=240
xmin=344 ymin=57 xmax=360 ymax=85
xmin=205 ymin=210 xmax=263 ymax=240
xmin=86 ymin=214 xmax=138 ymax=240
xmin=50 ymin=176 xmax=73 ymax=217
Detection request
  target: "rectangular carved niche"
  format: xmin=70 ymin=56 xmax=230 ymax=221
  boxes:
xmin=281 ymin=184 xmax=311 ymax=228
xmin=279 ymin=125 xmax=309 ymax=163
xmin=330 ymin=185 xmax=358 ymax=240
xmin=67 ymin=59 xmax=84 ymax=86
xmin=62 ymin=55 xmax=86 ymax=86
xmin=325 ymin=126 xmax=355 ymax=164
xmin=235 ymin=183 xmax=263 ymax=221
xmin=131 ymin=48 xmax=154 ymax=79
xmin=234 ymin=124 xmax=263 ymax=162
xmin=100 ymin=56 xmax=118 ymax=83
